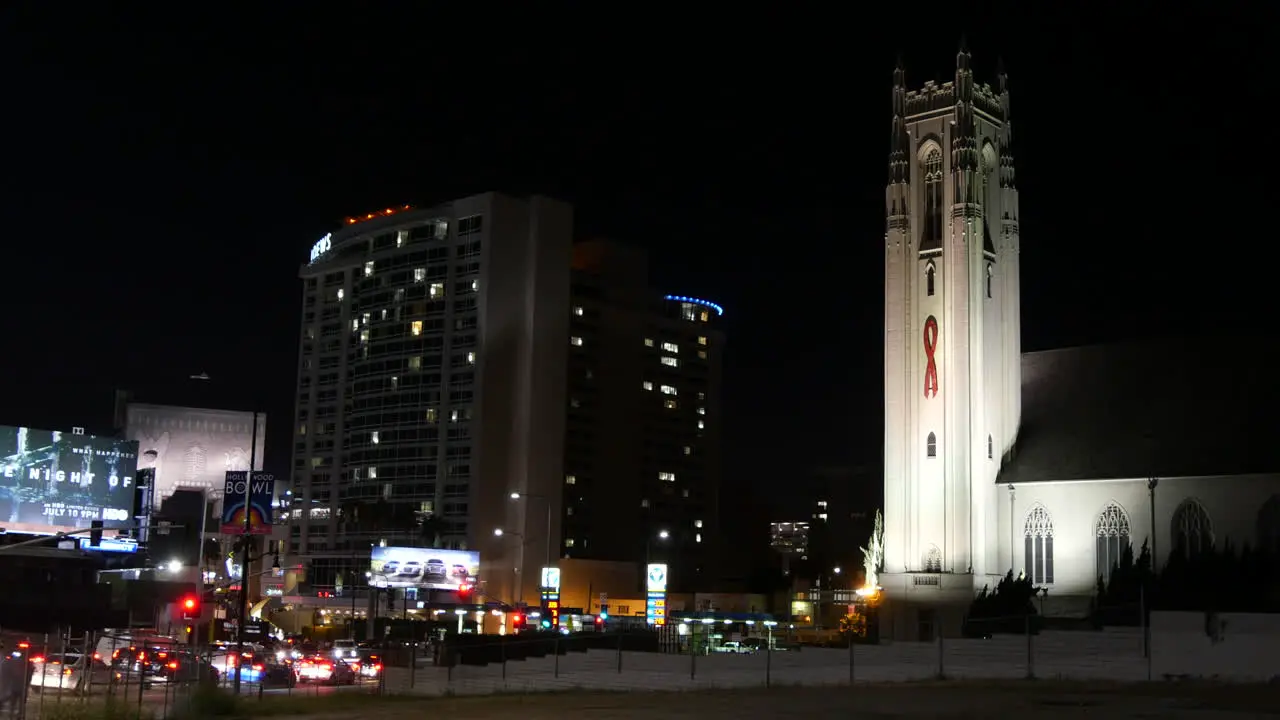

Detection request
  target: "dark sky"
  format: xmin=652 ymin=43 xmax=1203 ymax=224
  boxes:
xmin=0 ymin=5 xmax=1267 ymax=525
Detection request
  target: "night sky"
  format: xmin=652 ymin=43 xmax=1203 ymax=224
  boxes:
xmin=1 ymin=6 xmax=1265 ymax=534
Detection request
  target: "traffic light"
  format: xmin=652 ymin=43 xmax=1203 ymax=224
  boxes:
xmin=456 ymin=584 xmax=472 ymax=601
xmin=510 ymin=614 xmax=524 ymax=630
xmin=180 ymin=594 xmax=199 ymax=620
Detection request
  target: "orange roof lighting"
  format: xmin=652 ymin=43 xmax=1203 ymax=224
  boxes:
xmin=344 ymin=204 xmax=413 ymax=226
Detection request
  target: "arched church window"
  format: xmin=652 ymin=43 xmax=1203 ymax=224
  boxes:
xmin=1024 ymin=504 xmax=1054 ymax=584
xmin=1171 ymin=498 xmax=1214 ymax=558
xmin=926 ymin=432 xmax=937 ymax=458
xmin=987 ymin=434 xmax=993 ymax=459
xmin=922 ymin=148 xmax=943 ymax=247
xmin=1095 ymin=503 xmax=1131 ymax=582
xmin=925 ymin=263 xmax=936 ymax=297
xmin=923 ymin=545 xmax=942 ymax=573
xmin=1256 ymin=495 xmax=1280 ymax=554
xmin=986 ymin=264 xmax=994 ymax=299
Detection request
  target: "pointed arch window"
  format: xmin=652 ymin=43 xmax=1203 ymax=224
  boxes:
xmin=1172 ymin=499 xmax=1214 ymax=558
xmin=1095 ymin=503 xmax=1131 ymax=581
xmin=922 ymin=148 xmax=943 ymax=247
xmin=923 ymin=545 xmax=942 ymax=573
xmin=986 ymin=263 xmax=994 ymax=299
xmin=925 ymin=263 xmax=936 ymax=297
xmin=925 ymin=432 xmax=937 ymax=458
xmin=1024 ymin=505 xmax=1054 ymax=584
xmin=987 ymin=434 xmax=993 ymax=459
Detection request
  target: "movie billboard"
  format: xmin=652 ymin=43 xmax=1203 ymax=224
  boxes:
xmin=369 ymin=546 xmax=479 ymax=590
xmin=0 ymin=425 xmax=139 ymax=535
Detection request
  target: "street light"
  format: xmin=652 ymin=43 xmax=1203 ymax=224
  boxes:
xmin=494 ymin=528 xmax=527 ymax=603
xmin=658 ymin=530 xmax=670 ymax=540
xmin=509 ymin=492 xmax=553 ymax=585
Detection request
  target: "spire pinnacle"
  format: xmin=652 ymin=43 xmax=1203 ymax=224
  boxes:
xmin=958 ymin=34 xmax=969 ymax=55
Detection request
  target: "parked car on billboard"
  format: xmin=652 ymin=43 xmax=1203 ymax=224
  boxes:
xmin=369 ymin=546 xmax=479 ymax=590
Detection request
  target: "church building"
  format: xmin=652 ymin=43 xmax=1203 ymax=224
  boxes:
xmin=879 ymin=45 xmax=1280 ymax=639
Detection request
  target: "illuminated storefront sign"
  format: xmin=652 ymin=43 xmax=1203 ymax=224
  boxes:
xmin=540 ymin=567 xmax=561 ymax=592
xmin=646 ymin=563 xmax=668 ymax=593
xmin=310 ymin=233 xmax=332 ymax=263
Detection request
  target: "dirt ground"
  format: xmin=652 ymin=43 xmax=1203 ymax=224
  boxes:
xmin=276 ymin=681 xmax=1280 ymax=719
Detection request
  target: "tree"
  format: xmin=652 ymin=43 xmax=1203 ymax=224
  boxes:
xmin=859 ymin=510 xmax=884 ymax=590
xmin=963 ymin=570 xmax=1040 ymax=637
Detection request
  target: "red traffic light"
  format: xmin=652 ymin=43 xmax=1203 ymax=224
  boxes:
xmin=180 ymin=595 xmax=199 ymax=619
xmin=182 ymin=597 xmax=197 ymax=611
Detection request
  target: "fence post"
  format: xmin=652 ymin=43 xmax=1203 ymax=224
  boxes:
xmin=848 ymin=633 xmax=855 ymax=685
xmin=616 ymin=632 xmax=622 ymax=674
xmin=935 ymin=627 xmax=944 ymax=680
xmin=765 ymin=641 xmax=772 ymax=688
xmin=1025 ymin=615 xmax=1034 ymax=680
xmin=554 ymin=637 xmax=560 ymax=679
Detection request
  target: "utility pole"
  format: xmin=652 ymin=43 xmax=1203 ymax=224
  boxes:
xmin=231 ymin=411 xmax=259 ymax=695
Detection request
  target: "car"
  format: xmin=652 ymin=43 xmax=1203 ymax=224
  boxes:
xmin=450 ymin=564 xmax=470 ymax=582
xmin=424 ymin=559 xmax=447 ymax=579
xmin=295 ymin=656 xmax=356 ymax=685
xmin=354 ymin=651 xmax=383 ymax=679
xmin=380 ymin=560 xmax=401 ymax=577
xmin=31 ymin=653 xmax=118 ymax=691
xmin=396 ymin=561 xmax=423 ymax=578
xmin=330 ymin=640 xmax=359 ymax=661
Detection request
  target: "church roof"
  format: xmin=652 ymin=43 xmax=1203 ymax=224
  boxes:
xmin=1000 ymin=335 xmax=1280 ymax=484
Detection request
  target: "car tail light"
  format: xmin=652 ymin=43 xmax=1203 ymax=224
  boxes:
xmin=92 ymin=652 xmax=101 ymax=660
xmin=30 ymin=656 xmax=44 ymax=664
xmin=252 ymin=664 xmax=264 ymax=672
xmin=374 ymin=664 xmax=383 ymax=671
xmin=63 ymin=668 xmax=73 ymax=676
xmin=167 ymin=662 xmax=178 ymax=670
xmin=17 ymin=642 xmax=29 ymax=650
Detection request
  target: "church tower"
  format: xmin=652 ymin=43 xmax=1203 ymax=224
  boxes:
xmin=881 ymin=44 xmax=1022 ymax=637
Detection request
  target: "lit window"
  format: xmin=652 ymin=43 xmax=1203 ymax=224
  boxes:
xmin=368 ymin=467 xmax=378 ymax=479
xmin=359 ymin=329 xmax=369 ymax=344
xmin=390 ymin=376 xmax=398 ymax=389
xmin=361 ymin=312 xmax=370 ymax=325
xmin=658 ymin=472 xmax=676 ymax=482
xmin=336 ymin=289 xmax=344 ymax=301
xmin=466 ymin=351 xmax=476 ymax=364
xmin=425 ymin=408 xmax=438 ymax=423
xmin=564 ymin=539 xmax=575 ymax=548
xmin=643 ymin=381 xmax=653 ymax=391
xmin=662 ymin=342 xmax=679 ymax=353
xmin=429 ymin=282 xmax=444 ymax=298
xmin=573 ymin=306 xmax=584 ymax=317
xmin=410 ymin=321 xmax=423 ymax=336
xmin=699 ymin=311 xmax=708 ymax=322
xmin=660 ymin=385 xmax=677 ymax=395
xmin=396 ymin=230 xmax=407 ymax=247
xmin=351 ymin=319 xmax=359 ymax=332
xmin=371 ymin=431 xmax=380 ymax=445
xmin=681 ymin=303 xmax=696 ymax=321
xmin=298 ymin=423 xmax=307 ymax=436
xmin=697 ymin=407 xmax=705 ymax=415
xmin=698 ymin=350 xmax=708 ymax=360
xmin=565 ymin=474 xmax=577 ymax=485
xmin=408 ymin=356 xmax=421 ymax=370
xmin=471 ymin=279 xmax=479 ymax=292
xmin=664 ymin=399 xmax=677 ymax=410
xmin=695 ymin=533 xmax=702 ymax=543
xmin=683 ymin=446 xmax=691 ymax=456
xmin=641 ymin=499 xmax=650 ymax=508
xmin=364 ymin=261 xmax=374 ymax=277
xmin=697 ymin=420 xmax=704 ymax=430
xmin=697 ymin=336 xmax=707 ymax=346
xmin=570 ymin=336 xmax=584 ymax=347
xmin=644 ymin=338 xmax=654 ymax=347
xmin=694 ymin=520 xmax=703 ymax=528
xmin=414 ymin=268 xmax=426 ymax=282
xmin=661 ymin=356 xmax=679 ymax=368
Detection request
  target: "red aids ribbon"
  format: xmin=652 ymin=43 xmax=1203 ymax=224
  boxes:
xmin=923 ymin=315 xmax=939 ymax=399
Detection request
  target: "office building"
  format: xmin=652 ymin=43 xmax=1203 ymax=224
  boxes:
xmin=553 ymin=240 xmax=725 ymax=594
xmin=292 ymin=193 xmax=573 ymax=594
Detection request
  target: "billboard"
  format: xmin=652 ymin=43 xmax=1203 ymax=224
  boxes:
xmin=220 ymin=471 xmax=274 ymax=534
xmin=369 ymin=546 xmax=479 ymax=590
xmin=646 ymin=563 xmax=668 ymax=593
xmin=125 ymin=404 xmax=266 ymax=505
xmin=0 ymin=425 xmax=139 ymax=535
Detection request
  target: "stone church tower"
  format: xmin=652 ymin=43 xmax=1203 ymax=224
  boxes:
xmin=880 ymin=43 xmax=1022 ymax=638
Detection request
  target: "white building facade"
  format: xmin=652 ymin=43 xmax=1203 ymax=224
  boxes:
xmin=880 ymin=47 xmax=1280 ymax=639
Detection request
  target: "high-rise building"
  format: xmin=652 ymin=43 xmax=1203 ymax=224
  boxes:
xmin=555 ymin=240 xmax=725 ymax=593
xmin=292 ymin=193 xmax=573 ymax=593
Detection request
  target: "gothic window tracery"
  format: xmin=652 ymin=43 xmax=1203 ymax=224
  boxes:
xmin=923 ymin=545 xmax=942 ymax=573
xmin=1095 ymin=502 xmax=1131 ymax=582
xmin=926 ymin=432 xmax=937 ymax=458
xmin=1172 ymin=499 xmax=1214 ymax=558
xmin=1024 ymin=504 xmax=1054 ymax=584
xmin=925 ymin=262 xmax=936 ymax=297
xmin=922 ymin=148 xmax=943 ymax=247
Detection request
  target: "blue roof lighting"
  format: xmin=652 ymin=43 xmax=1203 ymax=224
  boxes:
xmin=665 ymin=295 xmax=724 ymax=317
